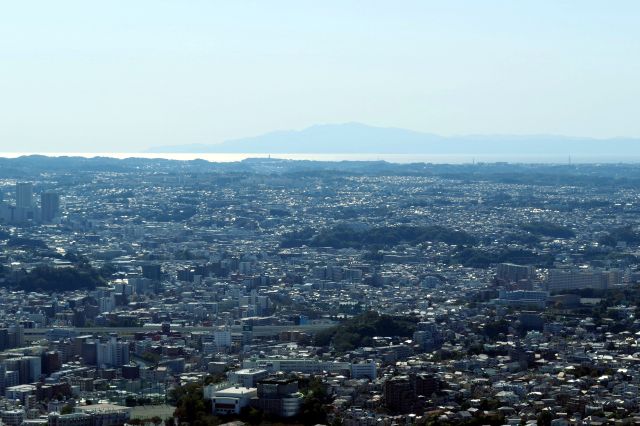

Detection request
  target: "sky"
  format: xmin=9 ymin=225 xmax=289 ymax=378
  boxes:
xmin=1 ymin=1 xmax=639 ymax=153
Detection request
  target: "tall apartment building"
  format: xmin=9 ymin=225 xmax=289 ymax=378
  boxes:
xmin=96 ymin=337 xmax=130 ymax=368
xmin=41 ymin=191 xmax=60 ymax=222
xmin=497 ymin=289 xmax=549 ymax=308
xmin=384 ymin=375 xmax=414 ymax=413
xmin=3 ymin=356 xmax=41 ymax=384
xmin=384 ymin=373 xmax=441 ymax=413
xmin=15 ymin=183 xmax=33 ymax=208
xmin=547 ymin=268 xmax=622 ymax=292
xmin=496 ymin=263 xmax=535 ymax=283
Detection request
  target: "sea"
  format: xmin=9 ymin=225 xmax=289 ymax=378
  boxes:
xmin=0 ymin=152 xmax=638 ymax=164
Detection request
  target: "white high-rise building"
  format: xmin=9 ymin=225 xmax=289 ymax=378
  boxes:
xmin=97 ymin=337 xmax=130 ymax=367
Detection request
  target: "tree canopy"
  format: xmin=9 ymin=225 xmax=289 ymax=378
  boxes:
xmin=520 ymin=221 xmax=575 ymax=238
xmin=282 ymin=224 xmax=477 ymax=249
xmin=12 ymin=265 xmax=106 ymax=292
xmin=314 ymin=311 xmax=417 ymax=352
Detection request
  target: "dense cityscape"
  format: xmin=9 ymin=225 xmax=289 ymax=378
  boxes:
xmin=0 ymin=157 xmax=639 ymax=425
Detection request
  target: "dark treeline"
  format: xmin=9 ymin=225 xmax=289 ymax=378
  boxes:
xmin=281 ymin=224 xmax=477 ymax=249
xmin=599 ymin=225 xmax=640 ymax=246
xmin=6 ymin=155 xmax=640 ymax=187
xmin=7 ymin=265 xmax=107 ymax=293
xmin=519 ymin=221 xmax=576 ymax=238
xmin=451 ymin=247 xmax=554 ymax=269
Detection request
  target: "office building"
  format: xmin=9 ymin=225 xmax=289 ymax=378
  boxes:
xmin=251 ymin=377 xmax=302 ymax=418
xmin=350 ymin=359 xmax=377 ymax=380
xmin=228 ymin=368 xmax=269 ymax=388
xmin=243 ymin=357 xmax=351 ymax=375
xmin=64 ymin=403 xmax=131 ymax=426
xmin=211 ymin=386 xmax=257 ymax=416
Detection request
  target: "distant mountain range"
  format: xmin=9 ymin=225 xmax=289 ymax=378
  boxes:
xmin=146 ymin=122 xmax=640 ymax=155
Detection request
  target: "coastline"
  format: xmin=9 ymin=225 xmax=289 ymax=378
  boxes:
xmin=1 ymin=152 xmax=639 ymax=164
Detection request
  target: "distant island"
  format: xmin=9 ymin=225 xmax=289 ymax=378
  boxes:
xmin=146 ymin=122 xmax=640 ymax=156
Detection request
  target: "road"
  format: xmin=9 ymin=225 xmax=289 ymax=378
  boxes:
xmin=23 ymin=323 xmax=336 ymax=341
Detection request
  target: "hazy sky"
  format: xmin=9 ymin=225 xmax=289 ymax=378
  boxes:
xmin=1 ymin=1 xmax=639 ymax=152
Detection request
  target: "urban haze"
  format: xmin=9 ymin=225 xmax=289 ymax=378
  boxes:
xmin=2 ymin=2 xmax=640 ymax=426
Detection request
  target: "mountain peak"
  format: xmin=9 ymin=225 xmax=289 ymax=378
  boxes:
xmin=146 ymin=123 xmax=640 ymax=155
